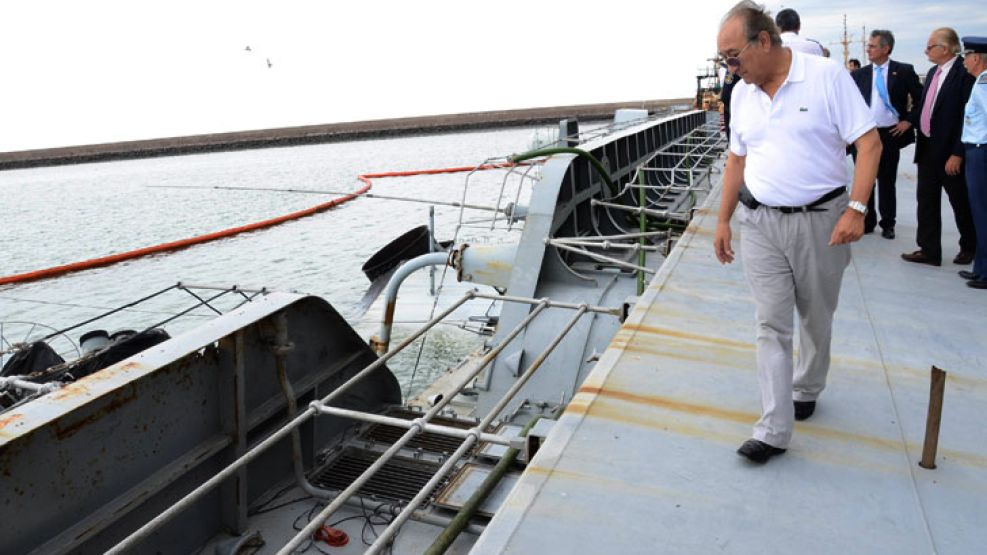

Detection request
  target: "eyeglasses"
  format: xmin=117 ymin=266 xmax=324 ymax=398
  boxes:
xmin=724 ymin=41 xmax=754 ymax=69
xmin=925 ymin=43 xmax=945 ymax=53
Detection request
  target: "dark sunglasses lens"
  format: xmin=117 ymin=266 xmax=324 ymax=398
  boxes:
xmin=726 ymin=57 xmax=741 ymax=68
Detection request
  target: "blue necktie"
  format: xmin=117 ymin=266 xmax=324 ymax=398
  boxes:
xmin=874 ymin=66 xmax=898 ymax=117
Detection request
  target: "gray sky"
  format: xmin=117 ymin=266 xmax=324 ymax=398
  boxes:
xmin=2 ymin=1 xmax=983 ymax=152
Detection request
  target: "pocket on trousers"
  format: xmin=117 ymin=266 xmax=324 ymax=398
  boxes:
xmin=735 ymin=204 xmax=751 ymax=226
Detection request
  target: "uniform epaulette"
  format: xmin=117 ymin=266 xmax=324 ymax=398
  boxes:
xmin=979 ymin=74 xmax=987 ymax=85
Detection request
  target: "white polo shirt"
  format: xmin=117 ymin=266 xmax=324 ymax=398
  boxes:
xmin=729 ymin=51 xmax=876 ymax=206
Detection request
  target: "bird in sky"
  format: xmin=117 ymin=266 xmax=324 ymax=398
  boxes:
xmin=266 ymin=58 xmax=272 ymax=68
xmin=245 ymin=45 xmax=252 ymax=52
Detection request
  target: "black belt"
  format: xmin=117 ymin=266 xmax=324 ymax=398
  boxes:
xmin=965 ymin=143 xmax=984 ymax=149
xmin=739 ymin=186 xmax=846 ymax=213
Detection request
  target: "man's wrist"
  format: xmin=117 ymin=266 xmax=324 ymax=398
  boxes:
xmin=846 ymin=199 xmax=868 ymax=216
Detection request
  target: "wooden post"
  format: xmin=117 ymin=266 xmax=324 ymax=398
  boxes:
xmin=918 ymin=366 xmax=947 ymax=469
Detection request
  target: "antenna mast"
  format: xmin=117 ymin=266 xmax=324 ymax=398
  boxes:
xmin=861 ymin=25 xmax=867 ymax=59
xmin=841 ymin=14 xmax=850 ymax=66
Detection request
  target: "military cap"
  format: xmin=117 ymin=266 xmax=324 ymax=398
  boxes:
xmin=962 ymin=36 xmax=987 ymax=54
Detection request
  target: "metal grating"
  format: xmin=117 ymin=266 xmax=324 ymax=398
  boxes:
xmin=312 ymin=447 xmax=444 ymax=504
xmin=361 ymin=408 xmax=476 ymax=454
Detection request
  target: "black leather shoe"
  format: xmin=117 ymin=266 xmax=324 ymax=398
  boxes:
xmin=737 ymin=439 xmax=786 ymax=463
xmin=794 ymin=400 xmax=816 ymax=421
xmin=954 ymin=251 xmax=975 ymax=265
xmin=959 ymin=270 xmax=979 ymax=280
xmin=967 ymin=279 xmax=987 ymax=290
xmin=863 ymin=228 xmax=875 ymax=235
xmin=881 ymin=227 xmax=895 ymax=239
xmin=901 ymin=250 xmax=941 ymax=266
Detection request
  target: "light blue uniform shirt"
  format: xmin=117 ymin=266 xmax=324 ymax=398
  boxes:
xmin=963 ymin=69 xmax=987 ymax=144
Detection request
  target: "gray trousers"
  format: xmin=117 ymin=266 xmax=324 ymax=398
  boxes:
xmin=737 ymin=193 xmax=851 ymax=448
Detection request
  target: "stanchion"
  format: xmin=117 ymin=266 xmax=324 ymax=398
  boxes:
xmin=918 ymin=365 xmax=946 ymax=470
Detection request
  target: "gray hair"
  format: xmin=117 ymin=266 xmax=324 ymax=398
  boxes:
xmin=871 ymin=30 xmax=895 ymax=54
xmin=933 ymin=27 xmax=961 ymax=55
xmin=722 ymin=1 xmax=782 ymax=47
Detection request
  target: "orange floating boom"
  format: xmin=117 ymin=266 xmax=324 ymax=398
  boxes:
xmin=0 ymin=163 xmax=514 ymax=286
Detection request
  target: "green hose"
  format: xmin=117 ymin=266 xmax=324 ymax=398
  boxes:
xmin=511 ymin=147 xmax=616 ymax=196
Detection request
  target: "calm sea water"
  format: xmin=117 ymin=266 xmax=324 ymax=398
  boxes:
xmin=0 ymin=126 xmax=554 ymax=393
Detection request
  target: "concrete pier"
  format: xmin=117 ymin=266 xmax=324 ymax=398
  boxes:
xmin=473 ymin=147 xmax=987 ymax=554
xmin=0 ymin=98 xmax=690 ymax=170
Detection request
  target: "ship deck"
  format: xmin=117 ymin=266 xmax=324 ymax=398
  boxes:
xmin=472 ymin=148 xmax=987 ymax=554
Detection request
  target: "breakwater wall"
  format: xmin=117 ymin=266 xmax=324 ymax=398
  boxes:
xmin=0 ymin=98 xmax=691 ymax=170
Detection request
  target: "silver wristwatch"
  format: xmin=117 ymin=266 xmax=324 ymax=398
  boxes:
xmin=847 ymin=200 xmax=868 ymax=215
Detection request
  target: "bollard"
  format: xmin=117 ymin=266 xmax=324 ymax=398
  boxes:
xmin=918 ymin=366 xmax=947 ymax=470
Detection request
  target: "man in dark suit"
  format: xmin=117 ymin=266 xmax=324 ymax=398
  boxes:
xmin=903 ymin=27 xmax=978 ymax=266
xmin=852 ymin=30 xmax=922 ymax=238
xmin=720 ymin=65 xmax=737 ymax=141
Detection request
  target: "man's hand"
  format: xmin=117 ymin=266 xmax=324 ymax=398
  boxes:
xmin=890 ymin=120 xmax=912 ymax=137
xmin=829 ymin=209 xmax=866 ymax=245
xmin=714 ymin=221 xmax=735 ymax=264
xmin=714 ymin=151 xmax=744 ymax=265
xmin=945 ymin=155 xmax=963 ymax=176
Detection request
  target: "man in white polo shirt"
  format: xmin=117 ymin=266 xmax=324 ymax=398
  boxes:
xmin=714 ymin=1 xmax=881 ymax=463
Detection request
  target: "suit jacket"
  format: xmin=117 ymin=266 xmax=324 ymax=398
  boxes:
xmin=851 ymin=60 xmax=922 ymax=148
xmin=912 ymin=57 xmax=976 ymax=166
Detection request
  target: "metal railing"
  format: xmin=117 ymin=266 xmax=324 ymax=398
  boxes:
xmin=106 ymin=290 xmax=621 ymax=554
xmin=0 ymin=283 xmax=268 ymax=407
xmin=545 ymin=121 xmax=726 ymax=281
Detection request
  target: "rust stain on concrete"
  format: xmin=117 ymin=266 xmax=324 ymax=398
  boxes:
xmin=618 ymin=322 xmax=754 ymax=351
xmin=578 ymin=385 xmax=756 ymax=424
xmin=573 ymin=384 xmax=987 ymax=469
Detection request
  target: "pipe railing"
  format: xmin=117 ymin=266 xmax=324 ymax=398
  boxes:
xmin=310 ymin=405 xmax=517 ymax=447
xmin=362 ymin=306 xmax=590 ymax=555
xmin=279 ymin=298 xmax=556 ymax=553
xmin=590 ymin=199 xmax=691 ymax=222
xmin=550 ymin=238 xmax=661 ymax=252
xmin=106 ymin=290 xmax=477 ymax=554
xmin=546 ymin=239 xmax=654 ymax=275
xmin=109 ymin=290 xmax=614 ymax=554
xmin=602 ymin=122 xmax=725 ymax=204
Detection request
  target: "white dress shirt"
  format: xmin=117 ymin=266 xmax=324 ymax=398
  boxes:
xmin=780 ymin=32 xmax=824 ymax=57
xmin=868 ymin=61 xmax=899 ymax=127
xmin=932 ymin=56 xmax=957 ymax=102
xmin=920 ymin=57 xmax=957 ymax=137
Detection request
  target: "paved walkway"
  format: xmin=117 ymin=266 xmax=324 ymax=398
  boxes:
xmin=473 ymin=152 xmax=987 ymax=554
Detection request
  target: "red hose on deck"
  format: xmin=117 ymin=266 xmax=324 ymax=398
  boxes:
xmin=0 ymin=163 xmax=514 ymax=286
